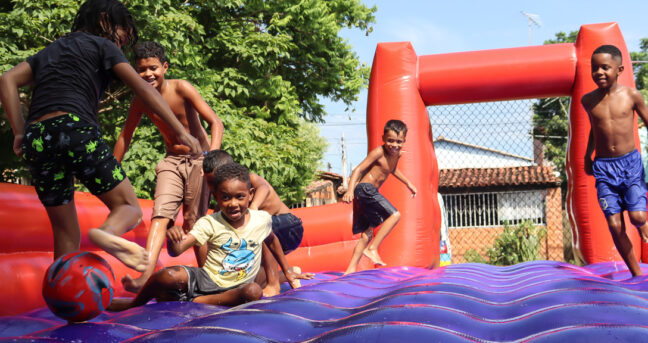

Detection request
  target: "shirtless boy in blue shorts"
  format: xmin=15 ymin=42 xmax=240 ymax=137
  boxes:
xmin=342 ymin=119 xmax=417 ymax=275
xmin=582 ymin=44 xmax=648 ymax=277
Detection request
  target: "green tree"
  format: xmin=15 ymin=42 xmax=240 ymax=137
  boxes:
xmin=0 ymin=0 xmax=375 ymax=204
xmin=464 ymin=221 xmax=546 ymax=266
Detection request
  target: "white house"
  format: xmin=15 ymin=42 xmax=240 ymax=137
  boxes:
xmin=432 ymin=135 xmax=563 ymax=263
xmin=434 ymin=135 xmax=533 ymax=169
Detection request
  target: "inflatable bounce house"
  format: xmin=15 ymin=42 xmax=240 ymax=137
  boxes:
xmin=2 ymin=22 xmax=648 ymax=341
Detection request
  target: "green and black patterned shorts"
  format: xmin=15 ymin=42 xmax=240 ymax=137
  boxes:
xmin=22 ymin=113 xmax=126 ymax=206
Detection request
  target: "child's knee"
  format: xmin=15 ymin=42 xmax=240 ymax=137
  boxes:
xmin=133 ymin=206 xmax=143 ymax=220
xmin=155 ymin=266 xmax=187 ymax=286
xmin=629 ymin=212 xmax=647 ymax=227
xmin=241 ymin=283 xmax=263 ymax=302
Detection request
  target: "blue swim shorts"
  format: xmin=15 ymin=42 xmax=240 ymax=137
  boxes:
xmin=592 ymin=149 xmax=648 ymax=217
xmin=271 ymin=213 xmax=303 ymax=254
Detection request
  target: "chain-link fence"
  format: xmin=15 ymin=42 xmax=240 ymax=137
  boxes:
xmin=430 ymin=100 xmax=571 ymax=265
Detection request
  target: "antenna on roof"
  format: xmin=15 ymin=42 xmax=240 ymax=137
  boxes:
xmin=521 ymin=11 xmax=542 ymax=45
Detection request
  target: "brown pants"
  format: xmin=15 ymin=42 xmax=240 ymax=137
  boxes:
xmin=153 ymin=154 xmax=209 ymax=230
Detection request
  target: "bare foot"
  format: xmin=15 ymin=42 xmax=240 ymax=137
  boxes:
xmin=363 ymin=248 xmax=386 ymax=266
xmin=343 ymin=266 xmax=356 ymax=275
xmin=88 ymin=228 xmax=149 ymax=272
xmin=121 ymin=274 xmax=148 ymax=294
xmin=263 ymin=283 xmax=281 ymax=297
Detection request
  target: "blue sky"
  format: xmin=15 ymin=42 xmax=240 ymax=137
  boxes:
xmin=319 ymin=0 xmax=648 ymax=175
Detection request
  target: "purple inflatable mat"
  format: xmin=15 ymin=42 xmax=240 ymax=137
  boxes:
xmin=2 ymin=261 xmax=648 ymax=342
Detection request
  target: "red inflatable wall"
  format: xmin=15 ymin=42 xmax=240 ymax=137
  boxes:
xmin=0 ymin=22 xmax=642 ymax=317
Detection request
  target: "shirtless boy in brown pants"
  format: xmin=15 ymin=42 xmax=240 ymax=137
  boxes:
xmin=114 ymin=41 xmax=224 ymax=292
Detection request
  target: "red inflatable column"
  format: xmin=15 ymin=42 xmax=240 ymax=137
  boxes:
xmin=366 ymin=42 xmax=441 ymax=268
xmin=567 ymin=22 xmax=642 ymax=263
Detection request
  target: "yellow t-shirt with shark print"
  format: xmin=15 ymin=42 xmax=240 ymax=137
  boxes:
xmin=190 ymin=209 xmax=272 ymax=288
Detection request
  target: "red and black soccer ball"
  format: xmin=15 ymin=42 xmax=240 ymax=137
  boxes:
xmin=42 ymin=251 xmax=115 ymax=323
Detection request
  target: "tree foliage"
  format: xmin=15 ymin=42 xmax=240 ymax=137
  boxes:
xmin=464 ymin=221 xmax=546 ymax=266
xmin=631 ymin=38 xmax=648 ymax=96
xmin=0 ymin=0 xmax=375 ymax=204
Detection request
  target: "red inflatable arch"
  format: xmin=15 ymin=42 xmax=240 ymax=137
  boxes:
xmin=0 ymin=22 xmax=642 ymax=316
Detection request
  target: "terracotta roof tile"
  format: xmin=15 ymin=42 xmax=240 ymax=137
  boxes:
xmin=439 ymin=166 xmax=561 ymax=192
xmin=317 ymin=171 xmax=343 ymax=181
xmin=306 ymin=179 xmax=332 ymax=192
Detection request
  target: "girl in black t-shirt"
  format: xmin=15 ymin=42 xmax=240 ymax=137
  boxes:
xmin=0 ymin=0 xmax=201 ymax=272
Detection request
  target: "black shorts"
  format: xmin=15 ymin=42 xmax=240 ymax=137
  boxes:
xmin=352 ymin=183 xmax=397 ymax=234
xmin=271 ymin=213 xmax=304 ymax=254
xmin=172 ymin=266 xmax=237 ymax=302
xmin=22 ymin=113 xmax=126 ymax=206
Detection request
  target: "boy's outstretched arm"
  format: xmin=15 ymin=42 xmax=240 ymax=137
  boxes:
xmin=393 ymin=169 xmax=417 ymax=197
xmin=263 ymin=233 xmax=304 ymax=288
xmin=249 ymin=173 xmax=271 ymax=210
xmin=113 ymin=63 xmax=202 ymax=155
xmin=178 ymin=80 xmax=224 ymax=150
xmin=166 ymin=225 xmax=198 ymax=257
xmin=0 ymin=62 xmax=33 ymax=157
xmin=113 ymin=100 xmax=144 ymax=162
xmin=342 ymin=147 xmax=382 ymax=203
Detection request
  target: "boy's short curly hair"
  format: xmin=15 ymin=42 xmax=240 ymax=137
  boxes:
xmin=592 ymin=44 xmax=622 ymax=63
xmin=212 ymin=162 xmax=251 ymax=189
xmin=203 ymin=150 xmax=234 ymax=174
xmin=384 ymin=119 xmax=408 ymax=136
xmin=133 ymin=41 xmax=167 ymax=64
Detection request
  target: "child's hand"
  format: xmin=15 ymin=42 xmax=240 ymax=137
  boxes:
xmin=409 ymin=184 xmax=417 ymax=198
xmin=285 ymin=269 xmax=299 ymax=289
xmin=166 ymin=225 xmax=185 ymax=243
xmin=13 ymin=134 xmax=23 ymax=158
xmin=179 ymin=132 xmax=203 ymax=157
xmin=342 ymin=191 xmax=354 ymax=203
